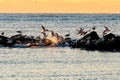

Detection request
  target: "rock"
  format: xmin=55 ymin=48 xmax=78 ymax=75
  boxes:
xmin=83 ymin=31 xmax=100 ymax=42
xmin=104 ymin=33 xmax=115 ymax=41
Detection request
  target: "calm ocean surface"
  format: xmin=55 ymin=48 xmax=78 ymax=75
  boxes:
xmin=0 ymin=13 xmax=120 ymax=80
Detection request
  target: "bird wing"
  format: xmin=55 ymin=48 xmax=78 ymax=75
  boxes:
xmin=41 ymin=25 xmax=49 ymax=32
xmin=41 ymin=25 xmax=45 ymax=32
xmin=51 ymin=31 xmax=54 ymax=36
xmin=16 ymin=31 xmax=22 ymax=33
xmin=65 ymin=33 xmax=70 ymax=36
xmin=104 ymin=26 xmax=108 ymax=30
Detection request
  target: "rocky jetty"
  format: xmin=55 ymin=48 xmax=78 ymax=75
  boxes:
xmin=71 ymin=31 xmax=120 ymax=52
xmin=0 ymin=26 xmax=120 ymax=52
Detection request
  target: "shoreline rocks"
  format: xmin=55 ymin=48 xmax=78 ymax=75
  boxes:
xmin=70 ymin=31 xmax=120 ymax=52
xmin=0 ymin=30 xmax=120 ymax=52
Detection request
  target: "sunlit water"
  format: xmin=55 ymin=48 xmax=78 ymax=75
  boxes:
xmin=0 ymin=13 xmax=120 ymax=80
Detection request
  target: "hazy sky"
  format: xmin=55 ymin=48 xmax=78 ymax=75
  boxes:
xmin=0 ymin=0 xmax=120 ymax=13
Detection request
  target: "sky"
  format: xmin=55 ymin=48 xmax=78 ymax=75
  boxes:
xmin=0 ymin=0 xmax=120 ymax=13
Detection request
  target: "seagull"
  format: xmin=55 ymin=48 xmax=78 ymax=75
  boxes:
xmin=76 ymin=28 xmax=83 ymax=34
xmin=51 ymin=30 xmax=55 ymax=37
xmin=104 ymin=26 xmax=110 ymax=32
xmin=65 ymin=33 xmax=70 ymax=37
xmin=76 ymin=28 xmax=88 ymax=35
xmin=76 ymin=29 xmax=82 ymax=35
xmin=92 ymin=26 xmax=96 ymax=30
xmin=16 ymin=31 xmax=22 ymax=34
xmin=1 ymin=32 xmax=4 ymax=36
xmin=41 ymin=25 xmax=49 ymax=33
xmin=103 ymin=26 xmax=111 ymax=36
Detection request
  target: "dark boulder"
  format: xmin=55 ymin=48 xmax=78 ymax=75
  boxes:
xmin=0 ymin=35 xmax=9 ymax=45
xmin=83 ymin=31 xmax=100 ymax=42
xmin=104 ymin=33 xmax=115 ymax=41
xmin=0 ymin=35 xmax=15 ymax=47
xmin=10 ymin=34 xmax=26 ymax=44
xmin=71 ymin=31 xmax=120 ymax=52
xmin=11 ymin=34 xmax=36 ymax=44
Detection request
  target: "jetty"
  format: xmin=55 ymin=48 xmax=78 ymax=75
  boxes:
xmin=0 ymin=26 xmax=120 ymax=52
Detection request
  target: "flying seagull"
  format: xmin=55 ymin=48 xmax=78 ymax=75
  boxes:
xmin=41 ymin=25 xmax=49 ymax=33
xmin=103 ymin=26 xmax=111 ymax=36
xmin=16 ymin=31 xmax=22 ymax=33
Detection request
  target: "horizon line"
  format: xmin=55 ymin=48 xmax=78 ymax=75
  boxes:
xmin=0 ymin=12 xmax=120 ymax=14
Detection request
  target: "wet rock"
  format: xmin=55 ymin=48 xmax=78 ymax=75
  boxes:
xmin=0 ymin=35 xmax=9 ymax=46
xmin=72 ymin=32 xmax=120 ymax=52
xmin=83 ymin=31 xmax=100 ymax=42
xmin=0 ymin=35 xmax=16 ymax=47
xmin=104 ymin=33 xmax=115 ymax=41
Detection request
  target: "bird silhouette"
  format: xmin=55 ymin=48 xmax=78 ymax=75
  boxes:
xmin=104 ymin=26 xmax=110 ymax=31
xmin=76 ymin=28 xmax=88 ymax=35
xmin=65 ymin=33 xmax=70 ymax=37
xmin=92 ymin=26 xmax=96 ymax=30
xmin=50 ymin=30 xmax=55 ymax=37
xmin=41 ymin=25 xmax=49 ymax=33
xmin=103 ymin=26 xmax=111 ymax=36
xmin=1 ymin=32 xmax=4 ymax=36
xmin=16 ymin=31 xmax=22 ymax=33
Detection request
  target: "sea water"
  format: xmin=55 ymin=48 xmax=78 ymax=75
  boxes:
xmin=0 ymin=13 xmax=120 ymax=80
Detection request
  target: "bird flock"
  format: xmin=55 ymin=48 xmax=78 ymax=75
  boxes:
xmin=0 ymin=25 xmax=120 ymax=52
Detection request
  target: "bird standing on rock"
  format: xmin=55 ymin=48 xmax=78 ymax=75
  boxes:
xmin=1 ymin=32 xmax=4 ymax=36
xmin=65 ymin=33 xmax=70 ymax=37
xmin=92 ymin=26 xmax=96 ymax=31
